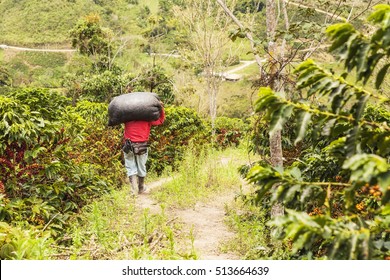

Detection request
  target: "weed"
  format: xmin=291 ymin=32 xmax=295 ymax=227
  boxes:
xmin=0 ymin=222 xmax=55 ymax=260
xmin=61 ymin=187 xmax=195 ymax=260
xmin=151 ymin=146 xmax=243 ymax=208
xmin=222 ymin=196 xmax=290 ymax=260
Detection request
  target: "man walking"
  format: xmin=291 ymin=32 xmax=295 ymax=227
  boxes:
xmin=123 ymin=102 xmax=165 ymax=195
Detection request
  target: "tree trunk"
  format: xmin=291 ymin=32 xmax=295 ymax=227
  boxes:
xmin=267 ymin=0 xmax=284 ymax=218
xmin=214 ymin=0 xmax=285 ymax=216
xmin=206 ymin=67 xmax=218 ymax=137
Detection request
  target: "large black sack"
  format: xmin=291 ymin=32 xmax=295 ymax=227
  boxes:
xmin=108 ymin=92 xmax=161 ymax=126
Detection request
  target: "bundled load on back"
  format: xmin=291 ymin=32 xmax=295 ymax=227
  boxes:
xmin=108 ymin=92 xmax=162 ymax=126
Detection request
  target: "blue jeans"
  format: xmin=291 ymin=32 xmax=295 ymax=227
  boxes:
xmin=123 ymin=149 xmax=148 ymax=177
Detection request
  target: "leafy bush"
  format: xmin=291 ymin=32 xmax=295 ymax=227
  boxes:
xmin=5 ymin=87 xmax=71 ymax=121
xmin=0 ymin=88 xmax=125 ymax=258
xmin=0 ymin=65 xmax=12 ymax=86
xmin=129 ymin=65 xmax=175 ymax=105
xmin=215 ymin=116 xmax=248 ymax=149
xmin=245 ymin=5 xmax=390 ymax=260
xmin=0 ymin=222 xmax=55 ymax=260
xmin=148 ymin=105 xmax=210 ymax=175
xmin=234 ymin=0 xmax=265 ymax=14
xmin=248 ymin=114 xmax=304 ymax=166
xmin=78 ymin=70 xmax=133 ymax=102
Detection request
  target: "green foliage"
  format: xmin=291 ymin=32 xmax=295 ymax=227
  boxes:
xmin=223 ymin=198 xmax=289 ymax=259
xmin=67 ymin=14 xmax=177 ymax=104
xmin=0 ymin=0 xmax=98 ymax=45
xmin=5 ymin=88 xmax=71 ymax=121
xmin=148 ymin=106 xmax=210 ymax=175
xmin=148 ymin=107 xmax=249 ymax=176
xmin=234 ymin=0 xmax=265 ymax=14
xmin=78 ymin=70 xmax=133 ymax=102
xmin=0 ymin=88 xmax=125 ymax=259
xmin=4 ymin=52 xmax=69 ymax=88
xmin=140 ymin=0 xmax=184 ymax=40
xmin=61 ymin=188 xmax=197 ymax=260
xmin=0 ymin=94 xmax=52 ymax=149
xmin=267 ymin=209 xmax=384 ymax=260
xmin=69 ymin=13 xmax=114 ymax=71
xmin=214 ymin=117 xmax=248 ymax=149
xmin=152 ymin=146 xmax=242 ymax=208
xmin=130 ymin=65 xmax=175 ymax=105
xmin=327 ymin=4 xmax=390 ymax=88
xmin=0 ymin=222 xmax=55 ymax=260
xmin=15 ymin=52 xmax=67 ymax=68
xmin=246 ymin=5 xmax=390 ymax=260
xmin=248 ymin=113 xmax=301 ymax=164
xmin=0 ymin=65 xmax=12 ymax=86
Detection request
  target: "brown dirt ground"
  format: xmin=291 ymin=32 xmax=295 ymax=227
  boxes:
xmin=134 ymin=159 xmax=249 ymax=260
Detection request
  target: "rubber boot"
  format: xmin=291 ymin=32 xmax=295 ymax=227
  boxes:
xmin=138 ymin=176 xmax=148 ymax=194
xmin=129 ymin=175 xmax=138 ymax=195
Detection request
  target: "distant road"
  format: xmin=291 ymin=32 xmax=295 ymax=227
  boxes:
xmin=149 ymin=52 xmax=181 ymax=58
xmin=225 ymin=60 xmax=260 ymax=75
xmin=0 ymin=44 xmax=76 ymax=52
xmin=0 ymin=43 xmax=261 ymax=81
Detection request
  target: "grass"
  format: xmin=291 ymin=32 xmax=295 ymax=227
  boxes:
xmin=0 ymin=0 xmax=153 ymax=46
xmin=151 ymin=146 xmax=245 ymax=209
xmin=59 ymin=187 xmax=197 ymax=260
xmin=0 ymin=0 xmax=92 ymax=45
xmin=15 ymin=52 xmax=68 ymax=68
xmin=221 ymin=196 xmax=290 ymax=260
xmin=143 ymin=0 xmax=159 ymax=14
xmin=2 ymin=50 xmax=70 ymax=88
xmin=55 ymin=144 xmax=255 ymax=260
xmin=218 ymin=78 xmax=257 ymax=118
xmin=33 ymin=141 xmax=280 ymax=260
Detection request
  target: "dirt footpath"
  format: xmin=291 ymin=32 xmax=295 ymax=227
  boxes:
xmin=134 ymin=158 xmax=249 ymax=260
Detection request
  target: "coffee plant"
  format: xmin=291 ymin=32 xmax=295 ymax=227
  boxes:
xmin=1 ymin=86 xmax=240 ymax=258
xmin=0 ymin=88 xmax=125 ymax=259
xmin=214 ymin=116 xmax=248 ymax=149
xmin=246 ymin=5 xmax=390 ymax=259
xmin=148 ymin=105 xmax=210 ymax=175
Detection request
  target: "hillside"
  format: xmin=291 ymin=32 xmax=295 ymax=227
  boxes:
xmin=0 ymin=0 xmax=377 ymax=46
xmin=1 ymin=0 xmax=387 ymax=115
xmin=0 ymin=0 xmax=156 ymax=46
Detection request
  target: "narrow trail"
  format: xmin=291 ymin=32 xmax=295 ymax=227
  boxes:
xmin=225 ymin=60 xmax=258 ymax=75
xmin=134 ymin=158 xmax=249 ymax=260
xmin=0 ymin=44 xmax=76 ymax=52
xmin=135 ymin=177 xmax=173 ymax=214
xmin=171 ymin=189 xmax=241 ymax=260
xmin=0 ymin=44 xmax=259 ymax=78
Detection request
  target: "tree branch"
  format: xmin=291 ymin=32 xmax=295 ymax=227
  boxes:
xmin=215 ymin=0 xmax=264 ymax=70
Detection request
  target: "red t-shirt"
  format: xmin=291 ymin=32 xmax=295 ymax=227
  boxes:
xmin=124 ymin=108 xmax=165 ymax=142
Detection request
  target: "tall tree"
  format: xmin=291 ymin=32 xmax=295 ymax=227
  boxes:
xmin=69 ymin=13 xmax=116 ymax=71
xmin=217 ymin=0 xmax=347 ymax=217
xmin=176 ymin=0 xmax=235 ymax=136
xmin=266 ymin=0 xmax=284 ymax=217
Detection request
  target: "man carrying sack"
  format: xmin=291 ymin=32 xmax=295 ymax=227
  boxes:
xmin=123 ymin=102 xmax=165 ymax=195
xmin=108 ymin=92 xmax=165 ymax=195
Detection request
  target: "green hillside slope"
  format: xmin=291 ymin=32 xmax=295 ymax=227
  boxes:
xmin=0 ymin=0 xmax=156 ymax=46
